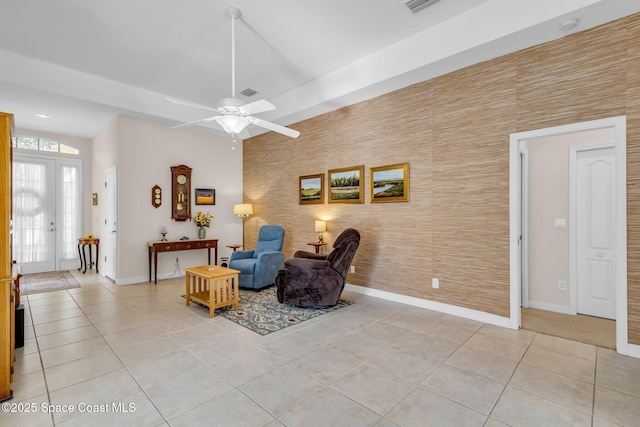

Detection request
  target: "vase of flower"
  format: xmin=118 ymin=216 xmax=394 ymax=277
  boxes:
xmin=194 ymin=211 xmax=213 ymax=239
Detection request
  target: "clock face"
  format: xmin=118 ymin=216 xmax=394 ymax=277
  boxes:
xmin=177 ymin=174 xmax=187 ymax=185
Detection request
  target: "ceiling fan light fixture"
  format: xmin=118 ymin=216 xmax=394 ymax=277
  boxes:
xmin=215 ymin=115 xmax=249 ymax=134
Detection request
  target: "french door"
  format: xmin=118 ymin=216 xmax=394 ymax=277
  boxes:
xmin=12 ymin=154 xmax=82 ymax=274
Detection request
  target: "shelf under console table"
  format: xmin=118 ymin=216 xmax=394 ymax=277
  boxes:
xmin=148 ymin=239 xmax=218 ymax=284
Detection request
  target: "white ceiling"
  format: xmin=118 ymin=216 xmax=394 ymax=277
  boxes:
xmin=1 ymin=0 xmax=639 ymax=139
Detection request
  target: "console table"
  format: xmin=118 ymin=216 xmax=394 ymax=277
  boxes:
xmin=148 ymin=239 xmax=218 ymax=284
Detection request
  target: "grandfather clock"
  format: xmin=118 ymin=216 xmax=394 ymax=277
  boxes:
xmin=170 ymin=165 xmax=192 ymax=221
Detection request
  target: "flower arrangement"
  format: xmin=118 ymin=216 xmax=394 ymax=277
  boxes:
xmin=194 ymin=211 xmax=214 ymax=228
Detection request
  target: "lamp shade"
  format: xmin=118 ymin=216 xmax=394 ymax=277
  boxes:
xmin=314 ymin=220 xmax=327 ymax=233
xmin=233 ymin=204 xmax=253 ymax=216
xmin=216 ymin=115 xmax=249 ymax=134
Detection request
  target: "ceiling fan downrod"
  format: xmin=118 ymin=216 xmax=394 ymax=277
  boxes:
xmin=226 ymin=6 xmax=241 ymax=99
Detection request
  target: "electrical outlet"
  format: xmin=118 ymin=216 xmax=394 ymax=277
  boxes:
xmin=558 ymin=280 xmax=567 ymax=291
xmin=350 ymin=266 xmax=355 ymax=274
xmin=432 ymin=278 xmax=439 ymax=289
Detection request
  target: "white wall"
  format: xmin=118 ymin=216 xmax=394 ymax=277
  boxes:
xmin=526 ymin=127 xmax=614 ymax=310
xmin=92 ymin=115 xmax=244 ymax=284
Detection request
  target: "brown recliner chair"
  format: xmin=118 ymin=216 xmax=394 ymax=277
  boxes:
xmin=275 ymin=228 xmax=360 ymax=307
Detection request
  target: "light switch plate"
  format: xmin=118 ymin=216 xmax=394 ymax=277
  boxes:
xmin=553 ymin=218 xmax=567 ymax=229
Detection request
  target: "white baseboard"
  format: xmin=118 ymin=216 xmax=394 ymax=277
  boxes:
xmin=344 ymin=283 xmax=511 ymax=329
xmin=115 ymin=272 xmax=184 ymax=286
xmin=526 ymin=300 xmax=574 ymax=315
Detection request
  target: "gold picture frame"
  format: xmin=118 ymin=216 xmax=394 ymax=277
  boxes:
xmin=328 ymin=165 xmax=364 ymax=204
xmin=370 ymin=163 xmax=409 ymax=203
xmin=299 ymin=174 xmax=324 ymax=205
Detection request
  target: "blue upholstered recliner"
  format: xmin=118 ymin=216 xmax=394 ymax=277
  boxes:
xmin=229 ymin=225 xmax=285 ymax=290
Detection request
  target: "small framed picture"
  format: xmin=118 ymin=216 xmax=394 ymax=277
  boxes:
xmin=195 ymin=188 xmax=215 ymax=205
xmin=299 ymin=174 xmax=324 ymax=205
xmin=328 ymin=165 xmax=364 ymax=204
xmin=370 ymin=163 xmax=409 ymax=203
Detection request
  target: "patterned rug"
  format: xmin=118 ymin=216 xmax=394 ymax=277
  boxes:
xmin=20 ymin=271 xmax=81 ymax=295
xmin=192 ymin=286 xmax=353 ymax=335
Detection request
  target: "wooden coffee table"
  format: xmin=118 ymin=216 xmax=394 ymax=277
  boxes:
xmin=184 ymin=265 xmax=240 ymax=318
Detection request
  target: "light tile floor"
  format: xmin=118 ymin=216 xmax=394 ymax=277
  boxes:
xmin=5 ymin=271 xmax=640 ymax=426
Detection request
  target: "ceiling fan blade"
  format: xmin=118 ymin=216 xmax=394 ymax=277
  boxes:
xmin=249 ymin=117 xmax=300 ymax=138
xmin=166 ymin=96 xmax=221 ymax=114
xmin=171 ymin=116 xmax=220 ymax=129
xmin=239 ymin=99 xmax=276 ymax=115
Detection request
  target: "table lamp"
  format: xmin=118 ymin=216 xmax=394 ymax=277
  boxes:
xmin=315 ymin=220 xmax=327 ymax=242
xmin=233 ymin=204 xmax=253 ymax=220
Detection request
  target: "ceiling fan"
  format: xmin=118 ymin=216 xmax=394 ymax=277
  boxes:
xmin=167 ymin=6 xmax=300 ymax=139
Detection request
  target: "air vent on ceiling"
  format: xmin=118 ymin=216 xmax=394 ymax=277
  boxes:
xmin=240 ymin=88 xmax=258 ymax=97
xmin=402 ymin=0 xmax=440 ymax=14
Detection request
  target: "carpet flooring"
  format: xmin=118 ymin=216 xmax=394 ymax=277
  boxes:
xmin=20 ymin=271 xmax=81 ymax=295
xmin=521 ymin=307 xmax=616 ymax=349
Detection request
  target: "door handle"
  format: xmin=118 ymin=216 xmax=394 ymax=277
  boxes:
xmin=597 ymin=252 xmax=604 ymax=257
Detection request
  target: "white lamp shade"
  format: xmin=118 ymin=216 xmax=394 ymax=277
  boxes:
xmin=216 ymin=115 xmax=249 ymax=134
xmin=314 ymin=220 xmax=327 ymax=233
xmin=233 ymin=204 xmax=253 ymax=216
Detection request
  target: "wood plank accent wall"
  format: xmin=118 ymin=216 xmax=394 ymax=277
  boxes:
xmin=244 ymin=14 xmax=640 ymax=343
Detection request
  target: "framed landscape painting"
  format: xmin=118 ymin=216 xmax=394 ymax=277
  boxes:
xmin=299 ymin=174 xmax=324 ymax=205
xmin=195 ymin=188 xmax=215 ymax=205
xmin=328 ymin=165 xmax=364 ymax=204
xmin=370 ymin=163 xmax=409 ymax=203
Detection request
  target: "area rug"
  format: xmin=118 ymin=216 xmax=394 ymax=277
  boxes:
xmin=20 ymin=271 xmax=81 ymax=295
xmin=522 ymin=307 xmax=616 ymax=349
xmin=189 ymin=286 xmax=354 ymax=335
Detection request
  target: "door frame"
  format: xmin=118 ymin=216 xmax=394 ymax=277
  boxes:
xmin=519 ymin=147 xmax=529 ymax=308
xmin=509 ymin=116 xmax=628 ymax=354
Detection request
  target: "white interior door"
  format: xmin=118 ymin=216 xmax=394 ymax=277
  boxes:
xmin=576 ymin=147 xmax=616 ymax=319
xmin=103 ymin=167 xmax=117 ymax=279
xmin=12 ymin=156 xmax=56 ymax=273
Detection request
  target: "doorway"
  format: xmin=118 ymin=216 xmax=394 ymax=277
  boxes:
xmin=509 ymin=116 xmax=628 ymax=354
xmin=12 ymin=153 xmax=82 ymax=274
